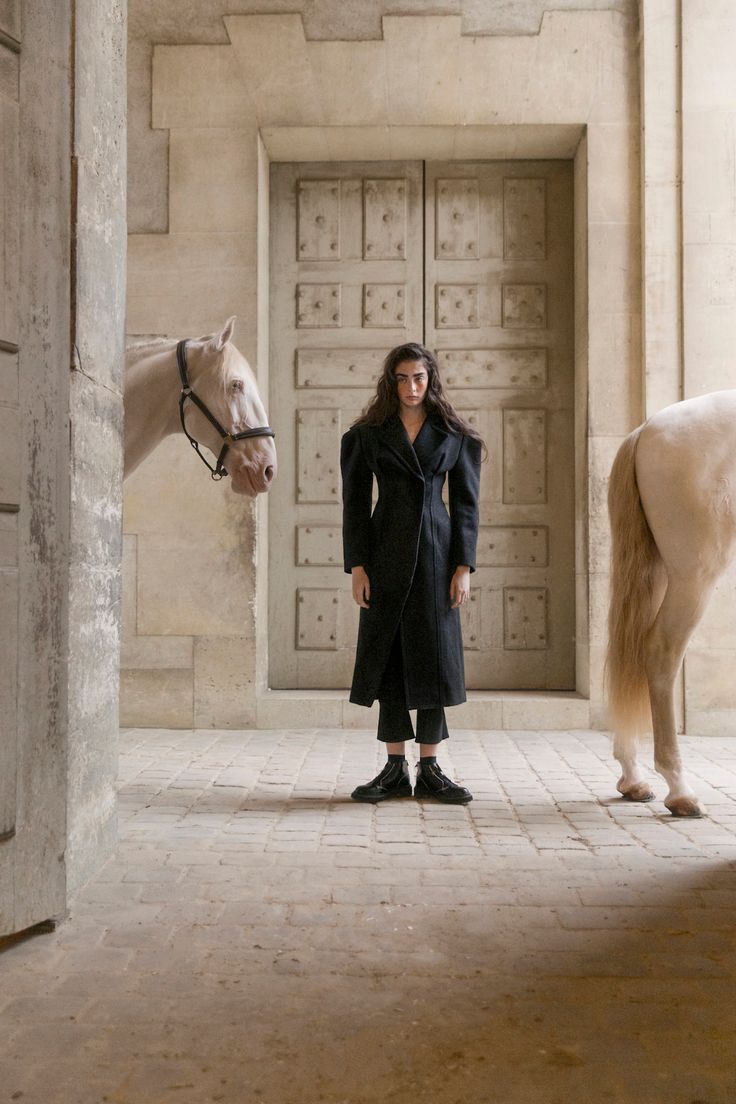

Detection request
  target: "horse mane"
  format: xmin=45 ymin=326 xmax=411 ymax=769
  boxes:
xmin=125 ymin=335 xmax=177 ymax=355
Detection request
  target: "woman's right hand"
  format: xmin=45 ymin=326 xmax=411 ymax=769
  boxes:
xmin=351 ymin=566 xmax=371 ymax=609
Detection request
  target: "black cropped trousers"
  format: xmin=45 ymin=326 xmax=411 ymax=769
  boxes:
xmin=376 ymin=629 xmax=450 ymax=745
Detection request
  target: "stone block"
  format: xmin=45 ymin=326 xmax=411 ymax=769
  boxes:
xmin=120 ymin=635 xmax=193 ymax=671
xmin=260 ymin=126 xmax=331 ymax=162
xmin=690 ymin=563 xmax=736 ymax=651
xmin=588 ymin=571 xmax=610 ymax=648
xmin=127 ymin=232 xmax=252 ymax=283
xmin=684 ymin=243 xmax=736 ymax=309
xmin=501 ymin=695 xmax=590 ymax=730
xmin=135 ymin=534 xmax=253 ymax=638
xmin=682 ymin=10 xmax=736 ymax=112
xmin=587 ymin=124 xmax=638 ymax=224
xmin=449 ymin=697 xmax=504 ymax=730
xmin=588 ymin=221 xmax=640 ymax=319
xmin=683 ymin=302 xmax=736 ymax=394
xmin=119 ymin=669 xmax=194 ymax=729
xmin=685 ymin=708 xmax=736 ymax=738
xmin=152 ymin=46 xmax=254 ymax=129
xmin=310 ymin=40 xmax=388 ymax=127
xmin=384 ymin=16 xmax=462 ymax=126
xmin=685 ymin=650 xmax=736 ymax=711
xmin=127 ymin=260 xmax=255 ymax=343
xmin=683 ymin=112 xmax=736 ymax=224
xmin=225 ymin=15 xmax=322 ymax=127
xmin=168 ymin=129 xmax=258 ymax=235
xmin=194 ymin=635 xmax=256 ymax=729
xmin=123 ymin=434 xmax=255 ymax=542
xmin=453 ymin=124 xmax=582 ymax=160
xmin=588 ymin=312 xmax=641 ymax=436
xmin=588 ymin=436 xmax=624 ymax=575
xmin=256 ymin=693 xmax=342 ymax=729
xmin=341 ymin=699 xmax=379 ymax=730
xmin=325 ymin=127 xmax=392 ymax=162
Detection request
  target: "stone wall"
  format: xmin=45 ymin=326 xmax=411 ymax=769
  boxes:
xmin=123 ymin=4 xmax=641 ymax=731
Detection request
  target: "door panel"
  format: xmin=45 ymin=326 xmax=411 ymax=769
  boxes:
xmin=269 ymin=159 xmax=575 ymax=691
xmin=425 ymin=161 xmax=575 ymax=689
xmin=269 ymin=161 xmax=424 ymax=688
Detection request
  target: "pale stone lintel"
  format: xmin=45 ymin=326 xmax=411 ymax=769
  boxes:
xmin=152 ymin=11 xmax=633 ymax=132
xmin=260 ymin=125 xmax=585 ymax=164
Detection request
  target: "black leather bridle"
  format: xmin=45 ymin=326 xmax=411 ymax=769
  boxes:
xmin=177 ymin=339 xmax=275 ymax=481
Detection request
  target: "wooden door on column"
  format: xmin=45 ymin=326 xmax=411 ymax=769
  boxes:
xmin=269 ymin=159 xmax=574 ymax=691
xmin=426 ymin=161 xmax=575 ymax=689
xmin=269 ymin=162 xmax=423 ymax=688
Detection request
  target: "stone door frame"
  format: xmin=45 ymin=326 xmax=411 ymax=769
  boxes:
xmin=253 ymin=124 xmax=592 ymax=730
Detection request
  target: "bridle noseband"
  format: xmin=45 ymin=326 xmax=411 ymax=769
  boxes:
xmin=177 ymin=339 xmax=275 ymax=481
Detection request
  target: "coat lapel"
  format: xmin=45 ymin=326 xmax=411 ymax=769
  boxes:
xmin=379 ymin=415 xmax=425 ymax=480
xmin=378 ymin=413 xmax=454 ymax=480
xmin=412 ymin=414 xmax=452 ymax=472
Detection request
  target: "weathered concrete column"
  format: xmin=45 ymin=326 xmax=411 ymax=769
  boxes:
xmin=66 ymin=0 xmax=127 ymax=893
xmin=1 ymin=0 xmax=126 ymax=936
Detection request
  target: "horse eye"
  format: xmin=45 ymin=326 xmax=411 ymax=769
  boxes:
xmin=230 ymin=379 xmax=244 ymax=393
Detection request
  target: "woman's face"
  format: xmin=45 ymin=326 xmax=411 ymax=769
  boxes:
xmin=394 ymin=359 xmax=429 ymax=414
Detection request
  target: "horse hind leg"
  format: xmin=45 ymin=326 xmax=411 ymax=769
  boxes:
xmin=645 ymin=575 xmax=716 ymax=818
xmin=614 ymin=741 xmax=656 ymax=803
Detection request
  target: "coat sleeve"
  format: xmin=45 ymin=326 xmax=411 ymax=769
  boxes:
xmin=340 ymin=426 xmax=374 ymax=574
xmin=448 ymin=434 xmax=482 ymax=573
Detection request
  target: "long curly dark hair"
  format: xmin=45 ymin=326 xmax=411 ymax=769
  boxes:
xmin=354 ymin=342 xmax=487 ymax=456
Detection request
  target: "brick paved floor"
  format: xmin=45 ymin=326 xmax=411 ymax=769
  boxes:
xmin=2 ymin=727 xmax=736 ymax=1104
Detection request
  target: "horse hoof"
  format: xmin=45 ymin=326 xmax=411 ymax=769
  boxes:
xmin=665 ymin=797 xmax=704 ymax=818
xmin=619 ymin=782 xmax=656 ymax=803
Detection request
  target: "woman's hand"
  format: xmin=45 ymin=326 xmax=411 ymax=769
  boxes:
xmin=450 ymin=566 xmax=470 ymax=609
xmin=351 ymin=566 xmax=371 ymax=609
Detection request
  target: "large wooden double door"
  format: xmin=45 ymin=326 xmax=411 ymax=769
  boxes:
xmin=269 ymin=159 xmax=575 ymax=691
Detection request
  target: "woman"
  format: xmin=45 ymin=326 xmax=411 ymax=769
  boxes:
xmin=340 ymin=342 xmax=484 ymax=805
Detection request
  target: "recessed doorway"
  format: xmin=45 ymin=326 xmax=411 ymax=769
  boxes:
xmin=268 ymin=159 xmax=575 ymax=691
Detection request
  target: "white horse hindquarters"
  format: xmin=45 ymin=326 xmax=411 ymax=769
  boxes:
xmin=631 ymin=395 xmax=736 ymax=816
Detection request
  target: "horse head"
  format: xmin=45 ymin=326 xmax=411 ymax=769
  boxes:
xmin=182 ymin=318 xmax=277 ymax=496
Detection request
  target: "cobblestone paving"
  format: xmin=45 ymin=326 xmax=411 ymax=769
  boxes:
xmin=2 ymin=727 xmax=736 ymax=1104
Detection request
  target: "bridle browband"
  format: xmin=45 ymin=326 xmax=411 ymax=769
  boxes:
xmin=176 ymin=339 xmax=275 ymax=481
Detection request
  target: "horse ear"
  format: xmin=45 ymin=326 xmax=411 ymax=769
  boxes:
xmin=207 ymin=316 xmax=236 ymax=355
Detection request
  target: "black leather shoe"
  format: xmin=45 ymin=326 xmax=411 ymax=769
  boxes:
xmin=414 ymin=761 xmax=473 ymax=804
xmin=351 ymin=759 xmax=413 ymax=803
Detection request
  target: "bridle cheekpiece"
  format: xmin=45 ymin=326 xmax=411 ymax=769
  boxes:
xmin=176 ymin=339 xmax=275 ymax=481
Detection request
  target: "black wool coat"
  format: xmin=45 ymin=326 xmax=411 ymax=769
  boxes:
xmin=340 ymin=412 xmax=482 ymax=709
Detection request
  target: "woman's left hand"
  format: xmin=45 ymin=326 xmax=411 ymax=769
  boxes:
xmin=450 ymin=566 xmax=471 ymax=609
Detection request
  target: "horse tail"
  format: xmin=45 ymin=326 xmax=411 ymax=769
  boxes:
xmin=605 ymin=424 xmax=663 ymax=757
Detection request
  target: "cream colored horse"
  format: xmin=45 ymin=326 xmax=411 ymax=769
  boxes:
xmin=124 ymin=317 xmax=277 ymax=495
xmin=607 ymin=390 xmax=736 ymax=817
